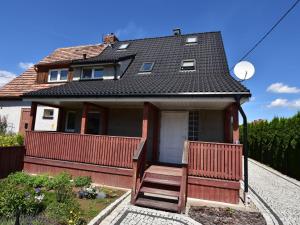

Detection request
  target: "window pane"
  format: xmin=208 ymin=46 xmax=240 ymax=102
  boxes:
xmin=43 ymin=109 xmax=54 ymax=119
xmin=66 ymin=112 xmax=76 ymax=131
xmin=49 ymin=71 xmax=58 ymax=81
xmin=82 ymin=69 xmax=92 ymax=79
xmin=60 ymin=70 xmax=68 ymax=80
xmin=140 ymin=62 xmax=154 ymax=72
xmin=181 ymin=60 xmax=195 ymax=70
xmin=186 ymin=37 xmax=197 ymax=43
xmin=118 ymin=43 xmax=129 ymax=50
xmin=94 ymin=69 xmax=104 ymax=79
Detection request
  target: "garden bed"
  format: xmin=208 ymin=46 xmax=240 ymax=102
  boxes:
xmin=189 ymin=206 xmax=266 ymax=225
xmin=0 ymin=172 xmax=124 ymax=225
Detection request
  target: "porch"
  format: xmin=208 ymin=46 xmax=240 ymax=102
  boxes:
xmin=23 ymin=99 xmax=243 ymax=212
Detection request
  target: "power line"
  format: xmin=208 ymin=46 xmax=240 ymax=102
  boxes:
xmin=230 ymin=0 xmax=300 ymax=70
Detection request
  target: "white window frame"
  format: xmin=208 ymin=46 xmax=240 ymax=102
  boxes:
xmin=186 ymin=36 xmax=198 ymax=44
xmin=65 ymin=111 xmax=76 ymax=132
xmin=81 ymin=67 xmax=105 ymax=80
xmin=118 ymin=43 xmax=130 ymax=50
xmin=180 ymin=59 xmax=196 ymax=71
xmin=139 ymin=62 xmax=154 ymax=73
xmin=48 ymin=69 xmax=68 ymax=82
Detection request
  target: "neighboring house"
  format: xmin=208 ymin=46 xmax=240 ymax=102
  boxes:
xmin=21 ymin=30 xmax=250 ymax=212
xmin=0 ymin=44 xmax=105 ymax=134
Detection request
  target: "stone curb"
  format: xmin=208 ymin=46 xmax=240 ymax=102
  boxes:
xmin=88 ymin=190 xmax=131 ymax=225
xmin=241 ymin=181 xmax=277 ymax=225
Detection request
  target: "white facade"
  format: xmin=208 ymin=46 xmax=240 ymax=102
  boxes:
xmin=0 ymin=100 xmax=31 ymax=133
xmin=34 ymin=105 xmax=59 ymax=131
xmin=0 ymin=100 xmax=58 ymax=133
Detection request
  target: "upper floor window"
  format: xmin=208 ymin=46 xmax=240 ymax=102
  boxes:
xmin=181 ymin=59 xmax=196 ymax=71
xmin=81 ymin=68 xmax=104 ymax=79
xmin=48 ymin=69 xmax=68 ymax=82
xmin=43 ymin=109 xmax=54 ymax=119
xmin=186 ymin=36 xmax=197 ymax=44
xmin=140 ymin=62 xmax=154 ymax=72
xmin=118 ymin=43 xmax=129 ymax=50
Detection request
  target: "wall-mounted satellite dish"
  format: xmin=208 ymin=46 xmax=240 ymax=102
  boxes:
xmin=233 ymin=61 xmax=255 ymax=81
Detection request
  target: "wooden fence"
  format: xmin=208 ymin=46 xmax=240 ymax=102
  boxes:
xmin=0 ymin=146 xmax=25 ymax=178
xmin=25 ymin=131 xmax=142 ymax=169
xmin=188 ymin=141 xmax=243 ymax=181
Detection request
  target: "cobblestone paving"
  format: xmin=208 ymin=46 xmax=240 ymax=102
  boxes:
xmin=248 ymin=159 xmax=300 ymax=225
xmin=110 ymin=205 xmax=200 ymax=225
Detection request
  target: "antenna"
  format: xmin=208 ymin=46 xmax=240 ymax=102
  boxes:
xmin=233 ymin=61 xmax=255 ymax=81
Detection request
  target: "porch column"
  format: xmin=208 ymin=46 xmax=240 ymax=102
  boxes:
xmin=232 ymin=104 xmax=239 ymax=144
xmin=29 ymin=102 xmax=38 ymax=131
xmin=224 ymin=106 xmax=231 ymax=143
xmin=80 ymin=103 xmax=89 ymax=134
xmin=142 ymin=102 xmax=150 ymax=138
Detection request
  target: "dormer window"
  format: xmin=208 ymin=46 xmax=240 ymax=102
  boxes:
xmin=181 ymin=59 xmax=196 ymax=71
xmin=118 ymin=43 xmax=129 ymax=50
xmin=140 ymin=62 xmax=154 ymax=73
xmin=81 ymin=68 xmax=104 ymax=79
xmin=186 ymin=37 xmax=197 ymax=44
xmin=48 ymin=69 xmax=68 ymax=82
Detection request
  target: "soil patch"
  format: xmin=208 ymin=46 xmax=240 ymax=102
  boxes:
xmin=189 ymin=206 xmax=266 ymax=225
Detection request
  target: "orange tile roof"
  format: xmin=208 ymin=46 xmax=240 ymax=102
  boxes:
xmin=0 ymin=44 xmax=106 ymax=98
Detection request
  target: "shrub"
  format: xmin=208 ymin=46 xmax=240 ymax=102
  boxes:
xmin=74 ymin=176 xmax=92 ymax=187
xmin=0 ymin=134 xmax=24 ymax=147
xmin=6 ymin=172 xmax=33 ymax=186
xmin=46 ymin=199 xmax=85 ymax=225
xmin=51 ymin=172 xmax=73 ymax=203
xmin=0 ymin=115 xmax=7 ymax=135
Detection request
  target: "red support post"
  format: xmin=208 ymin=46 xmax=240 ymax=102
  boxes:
xmin=232 ymin=104 xmax=240 ymax=144
xmin=80 ymin=103 xmax=89 ymax=134
xmin=29 ymin=102 xmax=38 ymax=131
xmin=142 ymin=102 xmax=149 ymax=138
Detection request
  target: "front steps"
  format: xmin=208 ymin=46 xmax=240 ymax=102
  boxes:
xmin=133 ymin=165 xmax=185 ymax=213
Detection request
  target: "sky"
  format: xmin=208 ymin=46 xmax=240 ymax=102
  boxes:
xmin=0 ymin=0 xmax=299 ymax=122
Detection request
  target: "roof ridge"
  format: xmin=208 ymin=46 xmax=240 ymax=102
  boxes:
xmin=54 ymin=43 xmax=104 ymax=50
xmin=117 ymin=31 xmax=221 ymax=43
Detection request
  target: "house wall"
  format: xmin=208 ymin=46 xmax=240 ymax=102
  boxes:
xmin=0 ymin=100 xmax=31 ymax=133
xmin=193 ymin=110 xmax=225 ymax=142
xmin=34 ymin=105 xmax=59 ymax=131
xmin=108 ymin=108 xmax=143 ymax=137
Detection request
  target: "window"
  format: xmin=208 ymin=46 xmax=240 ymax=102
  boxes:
xmin=94 ymin=68 xmax=104 ymax=79
xmin=118 ymin=43 xmax=129 ymax=50
xmin=181 ymin=59 xmax=196 ymax=71
xmin=81 ymin=68 xmax=105 ymax=79
xmin=186 ymin=36 xmax=197 ymax=44
xmin=43 ymin=109 xmax=54 ymax=119
xmin=139 ymin=62 xmax=154 ymax=72
xmin=65 ymin=111 xmax=76 ymax=132
xmin=48 ymin=69 xmax=68 ymax=82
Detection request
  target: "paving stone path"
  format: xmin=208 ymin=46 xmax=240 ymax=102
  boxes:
xmin=248 ymin=159 xmax=300 ymax=225
xmin=109 ymin=205 xmax=200 ymax=225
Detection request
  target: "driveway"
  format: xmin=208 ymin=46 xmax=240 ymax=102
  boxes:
xmin=248 ymin=159 xmax=300 ymax=225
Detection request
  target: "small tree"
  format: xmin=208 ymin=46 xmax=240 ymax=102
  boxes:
xmin=0 ymin=181 xmax=42 ymax=225
xmin=0 ymin=115 xmax=8 ymax=135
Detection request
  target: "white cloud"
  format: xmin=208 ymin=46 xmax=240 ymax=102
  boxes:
xmin=0 ymin=70 xmax=16 ymax=87
xmin=115 ymin=22 xmax=146 ymax=39
xmin=18 ymin=62 xmax=34 ymax=70
xmin=267 ymin=82 xmax=300 ymax=94
xmin=250 ymin=96 xmax=256 ymax=102
xmin=268 ymin=98 xmax=300 ymax=109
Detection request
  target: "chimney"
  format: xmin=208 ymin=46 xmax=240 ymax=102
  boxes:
xmin=82 ymin=53 xmax=87 ymax=59
xmin=173 ymin=28 xmax=181 ymax=36
xmin=103 ymin=33 xmax=119 ymax=45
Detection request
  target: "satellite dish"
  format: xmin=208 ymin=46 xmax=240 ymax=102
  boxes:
xmin=234 ymin=61 xmax=255 ymax=81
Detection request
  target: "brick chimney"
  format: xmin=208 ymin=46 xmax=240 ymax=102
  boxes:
xmin=103 ymin=33 xmax=119 ymax=45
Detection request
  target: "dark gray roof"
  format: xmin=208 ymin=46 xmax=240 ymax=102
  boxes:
xmin=24 ymin=32 xmax=251 ymax=98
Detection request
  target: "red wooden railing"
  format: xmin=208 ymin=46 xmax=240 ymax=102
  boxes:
xmin=188 ymin=141 xmax=243 ymax=181
xmin=25 ymin=131 xmax=142 ymax=169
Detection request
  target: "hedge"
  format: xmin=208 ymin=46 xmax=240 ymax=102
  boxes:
xmin=240 ymin=112 xmax=300 ymax=180
xmin=0 ymin=134 xmax=24 ymax=147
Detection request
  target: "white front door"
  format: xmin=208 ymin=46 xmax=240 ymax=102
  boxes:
xmin=159 ymin=111 xmax=189 ymax=164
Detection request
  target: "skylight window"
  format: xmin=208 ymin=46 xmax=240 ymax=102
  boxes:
xmin=181 ymin=59 xmax=196 ymax=71
xmin=140 ymin=62 xmax=154 ymax=72
xmin=118 ymin=43 xmax=129 ymax=50
xmin=186 ymin=37 xmax=197 ymax=44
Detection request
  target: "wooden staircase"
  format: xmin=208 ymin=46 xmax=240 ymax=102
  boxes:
xmin=133 ymin=165 xmax=185 ymax=213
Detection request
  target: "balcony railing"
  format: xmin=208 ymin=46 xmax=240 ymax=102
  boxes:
xmin=25 ymin=131 xmax=142 ymax=169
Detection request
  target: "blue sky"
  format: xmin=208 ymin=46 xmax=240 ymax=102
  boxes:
xmin=0 ymin=0 xmax=299 ymax=122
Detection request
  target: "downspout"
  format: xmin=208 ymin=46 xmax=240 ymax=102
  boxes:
xmin=235 ymin=95 xmax=249 ymax=204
